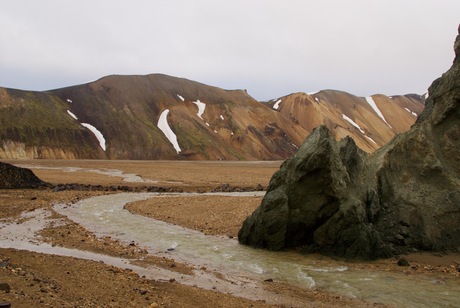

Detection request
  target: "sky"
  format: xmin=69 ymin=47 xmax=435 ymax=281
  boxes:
xmin=1 ymin=1 xmax=459 ymax=101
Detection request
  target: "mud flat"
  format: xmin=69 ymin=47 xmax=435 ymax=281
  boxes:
xmin=1 ymin=160 xmax=459 ymax=307
xmin=6 ymin=159 xmax=281 ymax=190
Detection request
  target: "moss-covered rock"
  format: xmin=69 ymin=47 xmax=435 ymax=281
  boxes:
xmin=239 ymin=25 xmax=460 ymax=259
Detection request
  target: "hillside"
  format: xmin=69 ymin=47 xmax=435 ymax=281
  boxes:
xmin=265 ymin=91 xmax=424 ymax=152
xmin=0 ymin=74 xmax=424 ymax=160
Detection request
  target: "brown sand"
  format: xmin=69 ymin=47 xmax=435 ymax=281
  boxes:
xmin=125 ymin=195 xmax=262 ymax=238
xmin=1 ymin=159 xmax=459 ymax=307
xmin=10 ymin=159 xmax=281 ymax=189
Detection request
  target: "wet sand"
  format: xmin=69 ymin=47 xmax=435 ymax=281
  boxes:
xmin=1 ymin=159 xmax=459 ymax=307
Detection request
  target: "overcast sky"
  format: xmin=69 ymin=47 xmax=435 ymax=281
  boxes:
xmin=1 ymin=1 xmax=459 ymax=101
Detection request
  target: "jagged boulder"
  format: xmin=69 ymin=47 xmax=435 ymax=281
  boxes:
xmin=0 ymin=162 xmax=46 ymax=189
xmin=238 ymin=25 xmax=460 ymax=259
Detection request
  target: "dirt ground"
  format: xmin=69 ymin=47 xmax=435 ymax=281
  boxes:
xmin=1 ymin=159 xmax=459 ymax=307
xmin=125 ymin=195 xmax=263 ymax=238
xmin=10 ymin=159 xmax=281 ymax=190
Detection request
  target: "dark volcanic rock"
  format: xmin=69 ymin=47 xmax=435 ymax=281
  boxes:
xmin=238 ymin=26 xmax=460 ymax=259
xmin=0 ymin=162 xmax=46 ymax=189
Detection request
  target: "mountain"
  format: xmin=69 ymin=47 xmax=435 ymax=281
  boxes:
xmin=0 ymin=74 xmax=424 ymax=160
xmin=265 ymin=91 xmax=424 ymax=152
xmin=238 ymin=26 xmax=460 ymax=259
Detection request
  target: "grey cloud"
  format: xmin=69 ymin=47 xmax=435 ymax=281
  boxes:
xmin=1 ymin=0 xmax=459 ymax=100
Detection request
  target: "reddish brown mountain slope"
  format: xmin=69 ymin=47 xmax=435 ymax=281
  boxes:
xmin=0 ymin=74 xmax=423 ymax=159
xmin=266 ymin=91 xmax=424 ymax=152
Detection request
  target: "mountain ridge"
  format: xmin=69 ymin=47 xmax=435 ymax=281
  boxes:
xmin=0 ymin=74 xmax=424 ymax=160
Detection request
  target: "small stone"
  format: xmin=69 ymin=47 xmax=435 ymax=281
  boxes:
xmin=169 ymin=278 xmax=176 ymax=283
xmin=0 ymin=283 xmax=11 ymax=293
xmin=264 ymin=278 xmax=274 ymax=282
xmin=139 ymin=289 xmax=148 ymax=295
xmin=397 ymin=259 xmax=410 ymax=267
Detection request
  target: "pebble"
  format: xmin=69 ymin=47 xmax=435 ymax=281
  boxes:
xmin=139 ymin=289 xmax=148 ymax=295
xmin=397 ymin=259 xmax=410 ymax=267
xmin=0 ymin=283 xmax=11 ymax=293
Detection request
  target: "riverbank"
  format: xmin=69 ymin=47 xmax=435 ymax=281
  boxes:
xmin=1 ymin=160 xmax=459 ymax=307
xmin=126 ymin=194 xmax=460 ymax=277
xmin=0 ymin=192 xmax=371 ymax=307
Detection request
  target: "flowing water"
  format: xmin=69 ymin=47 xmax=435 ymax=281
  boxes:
xmin=52 ymin=192 xmax=460 ymax=307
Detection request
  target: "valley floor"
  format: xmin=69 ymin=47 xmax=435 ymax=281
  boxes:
xmin=0 ymin=160 xmax=458 ymax=307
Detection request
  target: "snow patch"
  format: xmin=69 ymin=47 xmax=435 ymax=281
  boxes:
xmin=365 ymin=96 xmax=392 ymax=128
xmin=231 ymin=132 xmax=234 ymax=136
xmin=220 ymin=115 xmax=224 ymax=120
xmin=157 ymin=109 xmax=181 ymax=154
xmin=81 ymin=123 xmax=106 ymax=151
xmin=423 ymin=92 xmax=429 ymax=100
xmin=404 ymin=108 xmax=417 ymax=117
xmin=214 ymin=130 xmax=218 ymax=134
xmin=365 ymin=136 xmax=377 ymax=145
xmin=205 ymin=122 xmax=210 ymax=127
xmin=67 ymin=110 xmax=78 ymax=120
xmin=342 ymin=114 xmax=365 ymax=134
xmin=177 ymin=94 xmax=185 ymax=102
xmin=66 ymin=99 xmax=72 ymax=103
xmin=314 ymin=97 xmax=320 ymax=103
xmin=273 ymin=99 xmax=282 ymax=110
xmin=192 ymin=100 xmax=206 ymax=120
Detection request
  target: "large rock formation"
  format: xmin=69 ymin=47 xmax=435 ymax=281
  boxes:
xmin=0 ymin=162 xmax=47 ymax=189
xmin=238 ymin=26 xmax=460 ymax=259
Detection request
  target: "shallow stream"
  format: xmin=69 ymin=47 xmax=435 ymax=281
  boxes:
xmin=53 ymin=192 xmax=460 ymax=307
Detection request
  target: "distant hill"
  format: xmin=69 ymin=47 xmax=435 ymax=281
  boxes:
xmin=265 ymin=90 xmax=424 ymax=152
xmin=0 ymin=74 xmax=424 ymax=160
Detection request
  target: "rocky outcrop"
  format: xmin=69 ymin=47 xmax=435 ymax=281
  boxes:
xmin=238 ymin=26 xmax=460 ymax=259
xmin=0 ymin=162 xmax=47 ymax=189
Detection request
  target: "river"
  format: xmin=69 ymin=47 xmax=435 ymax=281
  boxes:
xmin=50 ymin=192 xmax=459 ymax=307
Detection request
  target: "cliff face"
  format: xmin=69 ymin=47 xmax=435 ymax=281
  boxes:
xmin=238 ymin=26 xmax=460 ymax=259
